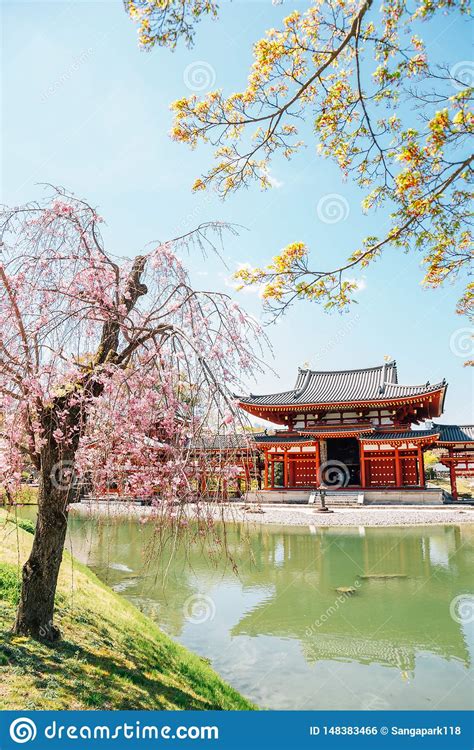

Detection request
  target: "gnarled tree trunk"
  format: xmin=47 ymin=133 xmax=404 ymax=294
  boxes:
xmin=12 ymin=255 xmax=148 ymax=641
xmin=13 ymin=445 xmax=73 ymax=641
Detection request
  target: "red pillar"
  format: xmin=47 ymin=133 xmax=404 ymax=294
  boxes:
xmin=284 ymin=448 xmax=288 ymax=488
xmin=366 ymin=455 xmax=373 ymax=487
xmin=359 ymin=442 xmax=366 ymax=488
xmin=315 ymin=441 xmax=321 ymax=486
xmin=448 ymin=448 xmax=458 ymax=500
xmin=418 ymin=445 xmax=425 ymax=488
xmin=264 ymin=450 xmax=269 ymax=490
xmin=289 ymin=453 xmax=295 ymax=487
xmin=394 ymin=447 xmax=402 ymax=487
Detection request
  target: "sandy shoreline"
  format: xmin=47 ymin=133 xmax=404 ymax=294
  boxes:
xmin=70 ymin=501 xmax=474 ymax=527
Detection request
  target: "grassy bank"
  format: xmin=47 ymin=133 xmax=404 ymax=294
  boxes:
xmin=0 ymin=511 xmax=254 ymax=710
xmin=429 ymin=476 xmax=473 ymax=498
xmin=0 ymin=484 xmax=38 ymax=506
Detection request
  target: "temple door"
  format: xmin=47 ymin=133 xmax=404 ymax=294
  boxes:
xmin=294 ymin=453 xmax=317 ymax=487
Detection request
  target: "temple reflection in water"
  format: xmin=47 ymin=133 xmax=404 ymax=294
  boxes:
xmin=231 ymin=526 xmax=471 ymax=672
xmin=66 ymin=514 xmax=474 ymax=709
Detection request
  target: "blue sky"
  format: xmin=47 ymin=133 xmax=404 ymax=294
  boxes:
xmin=2 ymin=1 xmax=472 ymax=423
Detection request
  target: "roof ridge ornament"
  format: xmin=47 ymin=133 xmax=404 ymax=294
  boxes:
xmin=379 ymin=361 xmax=387 ymax=394
xmin=293 ymin=368 xmax=311 ymax=399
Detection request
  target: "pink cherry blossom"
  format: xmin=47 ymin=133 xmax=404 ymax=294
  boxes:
xmin=0 ymin=187 xmax=263 ymax=512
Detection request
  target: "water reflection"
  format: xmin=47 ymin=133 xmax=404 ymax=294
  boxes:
xmin=57 ymin=515 xmax=474 ymax=709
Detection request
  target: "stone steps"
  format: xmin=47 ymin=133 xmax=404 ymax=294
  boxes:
xmin=308 ymin=491 xmax=364 ymax=507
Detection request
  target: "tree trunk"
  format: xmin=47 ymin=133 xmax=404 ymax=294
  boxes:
xmin=13 ymin=447 xmax=72 ymax=641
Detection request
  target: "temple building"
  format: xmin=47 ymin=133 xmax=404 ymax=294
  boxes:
xmin=237 ymin=361 xmax=474 ymax=500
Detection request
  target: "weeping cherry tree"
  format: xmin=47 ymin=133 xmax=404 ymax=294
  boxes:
xmin=0 ymin=188 xmax=263 ymax=641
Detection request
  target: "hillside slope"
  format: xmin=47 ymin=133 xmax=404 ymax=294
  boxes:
xmin=0 ymin=511 xmax=254 ymax=710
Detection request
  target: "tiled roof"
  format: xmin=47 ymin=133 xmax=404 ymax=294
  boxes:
xmin=192 ymin=434 xmax=253 ymax=451
xmin=191 ymin=424 xmax=474 ymax=452
xmin=359 ymin=429 xmax=440 ymax=442
xmin=253 ymin=433 xmax=315 ymax=444
xmin=300 ymin=425 xmax=374 ymax=436
xmin=435 ymin=424 xmax=474 ymax=444
xmin=239 ymin=362 xmax=446 ymax=407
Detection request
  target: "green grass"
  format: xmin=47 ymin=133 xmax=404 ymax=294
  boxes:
xmin=429 ymin=477 xmax=473 ymax=498
xmin=0 ymin=563 xmax=21 ymax=606
xmin=0 ymin=511 xmax=255 ymax=711
xmin=6 ymin=516 xmax=36 ymax=534
xmin=0 ymin=484 xmax=38 ymax=506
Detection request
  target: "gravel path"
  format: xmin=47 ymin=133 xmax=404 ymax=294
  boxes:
xmin=71 ymin=501 xmax=474 ymax=527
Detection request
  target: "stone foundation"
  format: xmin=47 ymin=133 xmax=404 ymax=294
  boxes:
xmin=244 ymin=488 xmax=448 ymax=505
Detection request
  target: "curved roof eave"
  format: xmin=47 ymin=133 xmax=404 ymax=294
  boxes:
xmin=239 ymin=384 xmax=447 ymax=411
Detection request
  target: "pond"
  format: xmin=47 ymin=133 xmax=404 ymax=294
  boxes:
xmin=19 ymin=509 xmax=474 ymax=710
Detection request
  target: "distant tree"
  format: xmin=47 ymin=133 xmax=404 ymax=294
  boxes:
xmin=0 ymin=187 xmax=262 ymax=640
xmin=424 ymin=449 xmax=440 ymax=479
xmin=424 ymin=450 xmax=439 ymax=470
xmin=127 ymin=0 xmax=472 ymax=320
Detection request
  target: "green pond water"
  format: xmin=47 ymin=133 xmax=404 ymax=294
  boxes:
xmin=19 ymin=510 xmax=474 ymax=710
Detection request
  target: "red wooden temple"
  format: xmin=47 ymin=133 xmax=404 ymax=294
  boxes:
xmin=236 ymin=361 xmax=473 ymax=499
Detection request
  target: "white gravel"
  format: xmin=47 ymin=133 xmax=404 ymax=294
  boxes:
xmin=71 ymin=501 xmax=474 ymax=527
